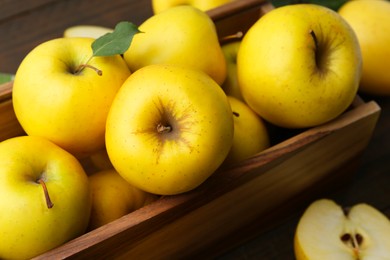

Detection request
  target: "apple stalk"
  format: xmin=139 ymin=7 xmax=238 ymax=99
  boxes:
xmin=74 ymin=60 xmax=103 ymax=76
xmin=310 ymin=29 xmax=328 ymax=74
xmin=341 ymin=207 xmax=363 ymax=258
xmin=341 ymin=232 xmax=363 ymax=258
xmin=220 ymin=31 xmax=243 ymax=45
xmin=38 ymin=179 xmax=54 ymax=209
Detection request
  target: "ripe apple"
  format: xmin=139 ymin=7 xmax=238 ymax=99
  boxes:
xmin=106 ymin=64 xmax=234 ymax=195
xmin=222 ymin=41 xmax=245 ymax=102
xmin=123 ymin=5 xmax=227 ymax=85
xmin=338 ymin=0 xmax=390 ymax=96
xmin=89 ymin=147 xmax=114 ymax=171
xmin=237 ymin=4 xmax=362 ymax=128
xmin=151 ymin=0 xmax=234 ymax=14
xmin=294 ymin=199 xmax=390 ymax=259
xmin=0 ymin=135 xmax=91 ymax=259
xmin=13 ymin=37 xmax=131 ymax=157
xmin=224 ymin=96 xmax=269 ymax=165
xmin=88 ymin=169 xmax=158 ymax=230
xmin=64 ymin=25 xmax=113 ymax=38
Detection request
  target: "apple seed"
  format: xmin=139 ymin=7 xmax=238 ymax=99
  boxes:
xmin=233 ymin=111 xmax=240 ymax=117
xmin=340 ymin=232 xmax=363 ymax=258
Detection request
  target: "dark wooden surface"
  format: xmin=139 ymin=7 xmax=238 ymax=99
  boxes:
xmin=1 ymin=0 xmax=389 ymax=259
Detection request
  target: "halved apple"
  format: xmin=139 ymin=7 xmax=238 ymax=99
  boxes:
xmin=294 ymin=199 xmax=390 ymax=259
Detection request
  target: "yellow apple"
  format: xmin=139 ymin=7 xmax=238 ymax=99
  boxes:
xmin=295 ymin=199 xmax=390 ymax=259
xmin=64 ymin=25 xmax=113 ymax=38
xmin=0 ymin=135 xmax=91 ymax=259
xmin=13 ymin=37 xmax=131 ymax=157
xmin=338 ymin=0 xmax=390 ymax=96
xmin=88 ymin=169 xmax=158 ymax=230
xmin=151 ymin=0 xmax=235 ymax=14
xmin=224 ymin=96 xmax=269 ymax=165
xmin=106 ymin=64 xmax=234 ymax=195
xmin=221 ymin=41 xmax=245 ymax=101
xmin=237 ymin=4 xmax=362 ymax=128
xmin=123 ymin=5 xmax=227 ymax=85
xmin=89 ymin=147 xmax=114 ymax=171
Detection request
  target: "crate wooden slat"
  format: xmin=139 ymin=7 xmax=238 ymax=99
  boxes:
xmin=0 ymin=0 xmax=381 ymax=258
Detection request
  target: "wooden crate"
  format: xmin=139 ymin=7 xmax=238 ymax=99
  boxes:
xmin=0 ymin=0 xmax=381 ymax=258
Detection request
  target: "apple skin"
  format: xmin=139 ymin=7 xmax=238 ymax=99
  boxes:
xmin=294 ymin=199 xmax=390 ymax=259
xmin=123 ymin=5 xmax=227 ymax=86
xmin=88 ymin=169 xmax=158 ymax=230
xmin=12 ymin=37 xmax=131 ymax=157
xmin=0 ymin=135 xmax=91 ymax=260
xmin=89 ymin=147 xmax=114 ymax=171
xmin=105 ymin=64 xmax=234 ymax=195
xmin=222 ymin=41 xmax=245 ymax=102
xmin=338 ymin=0 xmax=390 ymax=96
xmin=224 ymin=96 xmax=269 ymax=165
xmin=152 ymin=0 xmax=234 ymax=14
xmin=237 ymin=4 xmax=362 ymax=128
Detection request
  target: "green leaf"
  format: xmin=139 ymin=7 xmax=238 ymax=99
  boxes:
xmin=91 ymin=21 xmax=141 ymax=57
xmin=0 ymin=73 xmax=14 ymax=84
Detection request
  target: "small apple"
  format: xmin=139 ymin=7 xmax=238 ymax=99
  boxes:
xmin=151 ymin=0 xmax=235 ymax=14
xmin=88 ymin=169 xmax=158 ymax=230
xmin=106 ymin=64 xmax=234 ymax=195
xmin=12 ymin=37 xmax=131 ymax=157
xmin=338 ymin=0 xmax=390 ymax=96
xmin=237 ymin=4 xmax=362 ymax=128
xmin=123 ymin=5 xmax=227 ymax=85
xmin=64 ymin=25 xmax=113 ymax=39
xmin=89 ymin=147 xmax=114 ymax=171
xmin=0 ymin=135 xmax=91 ymax=259
xmin=221 ymin=41 xmax=245 ymax=101
xmin=224 ymin=96 xmax=270 ymax=165
xmin=294 ymin=199 xmax=390 ymax=259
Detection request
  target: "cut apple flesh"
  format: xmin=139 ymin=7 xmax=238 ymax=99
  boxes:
xmin=294 ymin=199 xmax=390 ymax=260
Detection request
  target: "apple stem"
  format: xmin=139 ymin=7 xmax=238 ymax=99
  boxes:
xmin=310 ymin=30 xmax=318 ymax=49
xmin=75 ymin=64 xmax=103 ymax=76
xmin=220 ymin=31 xmax=243 ymax=44
xmin=157 ymin=123 xmax=172 ymax=133
xmin=351 ymin=234 xmax=361 ymax=258
xmin=74 ymin=56 xmax=102 ymax=76
xmin=38 ymin=179 xmax=54 ymax=209
xmin=310 ymin=29 xmax=324 ymax=71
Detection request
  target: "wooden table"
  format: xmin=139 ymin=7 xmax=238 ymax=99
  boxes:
xmin=1 ymin=0 xmax=389 ymax=258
